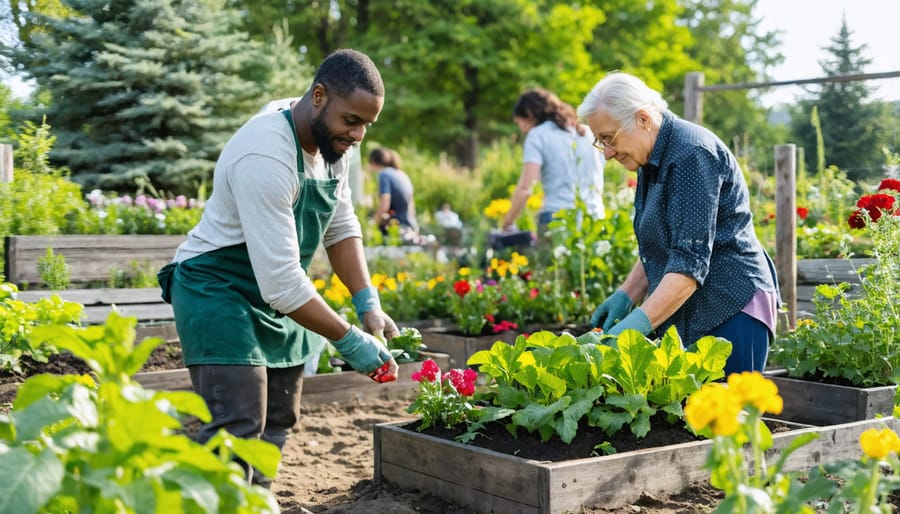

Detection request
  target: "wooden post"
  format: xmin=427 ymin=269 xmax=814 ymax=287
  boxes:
xmin=0 ymin=144 xmax=13 ymax=183
xmin=775 ymin=144 xmax=797 ymax=332
xmin=683 ymin=72 xmax=704 ymax=124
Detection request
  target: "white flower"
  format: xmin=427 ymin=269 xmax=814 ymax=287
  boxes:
xmin=593 ymin=240 xmax=611 ymax=256
xmin=553 ymin=245 xmax=570 ymax=259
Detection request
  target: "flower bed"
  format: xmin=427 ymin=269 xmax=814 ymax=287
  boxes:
xmin=374 ymin=417 xmax=888 ymax=513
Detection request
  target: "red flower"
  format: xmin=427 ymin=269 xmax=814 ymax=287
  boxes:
xmin=767 ymin=213 xmax=776 ymax=220
xmin=848 ymin=209 xmax=867 ymax=229
xmin=796 ymin=207 xmax=809 ymax=220
xmin=411 ymin=359 xmax=440 ymax=382
xmin=519 ymin=271 xmax=532 ymax=280
xmin=627 ymin=177 xmax=637 ymax=188
xmin=878 ymin=178 xmax=900 ymax=192
xmin=453 ymin=279 xmax=471 ymax=297
xmin=445 ymin=368 xmax=477 ymax=396
xmin=484 ymin=313 xmax=495 ymax=323
xmin=529 ymin=288 xmax=539 ymax=299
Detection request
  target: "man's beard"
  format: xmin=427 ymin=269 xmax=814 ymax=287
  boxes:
xmin=311 ymin=113 xmax=345 ymax=165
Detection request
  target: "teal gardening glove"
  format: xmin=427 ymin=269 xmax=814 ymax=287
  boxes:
xmin=352 ymin=286 xmax=400 ymax=340
xmin=590 ymin=289 xmax=635 ymax=331
xmin=331 ymin=325 xmax=393 ymax=374
xmin=605 ymin=308 xmax=653 ymax=337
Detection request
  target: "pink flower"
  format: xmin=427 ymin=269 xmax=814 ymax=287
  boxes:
xmin=445 ymin=368 xmax=477 ymax=396
xmin=411 ymin=359 xmax=440 ymax=382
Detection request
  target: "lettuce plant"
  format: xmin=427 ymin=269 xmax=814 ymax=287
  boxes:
xmin=0 ymin=312 xmax=279 ymax=514
xmin=466 ymin=327 xmax=731 ymax=445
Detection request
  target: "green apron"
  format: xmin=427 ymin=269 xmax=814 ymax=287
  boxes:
xmin=158 ymin=109 xmax=339 ymax=367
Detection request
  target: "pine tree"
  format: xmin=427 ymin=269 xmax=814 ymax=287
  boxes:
xmin=5 ymin=0 xmax=269 ymax=194
xmin=790 ymin=16 xmax=892 ymax=182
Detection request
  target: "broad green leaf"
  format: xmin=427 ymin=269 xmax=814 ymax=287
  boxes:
xmin=122 ymin=336 xmax=166 ymax=376
xmin=214 ymin=431 xmax=281 ymax=479
xmin=0 ymin=447 xmax=64 ymax=514
xmin=153 ymin=390 xmax=212 ymax=423
xmin=164 ymin=468 xmax=220 ymax=514
xmin=589 ymin=407 xmax=631 ymax=435
xmin=512 ymin=397 xmax=570 ymax=434
xmin=13 ymin=373 xmax=95 ymax=410
xmin=613 ymin=334 xmax=656 ymax=395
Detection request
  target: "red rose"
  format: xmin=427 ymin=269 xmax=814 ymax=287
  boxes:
xmin=878 ymin=178 xmax=900 ymax=192
xmin=796 ymin=207 xmax=809 ymax=220
xmin=848 ymin=208 xmax=867 ymax=229
xmin=453 ymin=279 xmax=471 ymax=297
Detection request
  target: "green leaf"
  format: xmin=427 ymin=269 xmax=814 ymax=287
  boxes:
xmin=164 ymin=468 xmax=220 ymax=513
xmin=0 ymin=446 xmax=64 ymax=514
xmin=212 ymin=431 xmax=281 ymax=479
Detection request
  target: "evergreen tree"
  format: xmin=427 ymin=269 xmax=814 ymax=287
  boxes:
xmin=4 ymin=0 xmax=270 ymax=193
xmin=790 ymin=16 xmax=891 ymax=181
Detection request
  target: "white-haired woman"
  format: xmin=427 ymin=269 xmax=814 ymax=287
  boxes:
xmin=578 ymin=72 xmax=778 ymax=376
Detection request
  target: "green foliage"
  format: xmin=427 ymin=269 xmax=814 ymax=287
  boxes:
xmin=0 ymin=118 xmax=88 ymax=236
xmin=107 ymin=260 xmax=159 ymax=289
xmin=464 ymin=327 xmax=731 ymax=444
xmin=0 ymin=312 xmax=280 ymax=513
xmin=387 ymin=327 xmax=425 ymax=363
xmin=6 ymin=0 xmax=271 ymax=193
xmin=36 ymin=247 xmax=69 ymax=290
xmin=0 ymin=282 xmax=83 ymax=373
xmin=770 ymin=200 xmax=900 ymax=387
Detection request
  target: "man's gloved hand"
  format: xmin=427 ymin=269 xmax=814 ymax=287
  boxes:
xmin=331 ymin=325 xmax=397 ymax=376
xmin=352 ymin=286 xmax=400 ymax=340
xmin=590 ymin=290 xmax=635 ymax=331
xmin=606 ymin=308 xmax=653 ymax=337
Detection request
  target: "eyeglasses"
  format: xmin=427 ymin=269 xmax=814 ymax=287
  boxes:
xmin=592 ymin=125 xmax=624 ymax=151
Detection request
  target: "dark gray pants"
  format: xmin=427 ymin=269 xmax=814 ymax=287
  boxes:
xmin=189 ymin=364 xmax=304 ymax=486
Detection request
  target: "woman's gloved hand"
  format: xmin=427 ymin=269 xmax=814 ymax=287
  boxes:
xmin=590 ymin=289 xmax=635 ymax=331
xmin=606 ymin=308 xmax=653 ymax=337
xmin=331 ymin=325 xmax=397 ymax=378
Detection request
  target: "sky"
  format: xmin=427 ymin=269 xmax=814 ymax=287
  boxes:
xmin=752 ymin=0 xmax=900 ymax=107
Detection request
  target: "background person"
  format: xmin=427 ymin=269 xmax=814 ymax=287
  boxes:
xmin=578 ymin=72 xmax=779 ymax=376
xmin=157 ymin=49 xmax=399 ymax=487
xmin=368 ymin=146 xmax=421 ymax=244
xmin=501 ymin=87 xmax=606 ymax=240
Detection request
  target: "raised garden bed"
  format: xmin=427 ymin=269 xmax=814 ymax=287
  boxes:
xmin=765 ymin=374 xmax=896 ymax=426
xmin=374 ymin=416 xmax=897 ymax=514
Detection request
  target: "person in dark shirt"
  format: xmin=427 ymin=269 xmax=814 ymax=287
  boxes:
xmin=578 ymin=72 xmax=779 ymax=376
xmin=368 ymin=147 xmax=420 ymax=243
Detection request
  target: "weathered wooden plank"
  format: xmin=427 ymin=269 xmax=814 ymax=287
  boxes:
xmin=79 ymin=303 xmax=174 ymax=325
xmin=378 ymin=422 xmax=543 ymax=508
xmin=796 ymin=258 xmax=875 ymax=285
xmin=769 ymin=376 xmax=896 ymax=425
xmin=4 ymin=235 xmax=184 ymax=286
xmin=16 ymin=287 xmax=164 ymax=305
xmin=133 ymin=368 xmax=192 ymax=391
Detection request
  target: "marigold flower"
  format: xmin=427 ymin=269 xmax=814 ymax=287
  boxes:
xmin=453 ymin=280 xmax=471 ymax=297
xmin=396 ymin=272 xmax=410 ymax=283
xmin=860 ymin=428 xmax=900 ymax=459
xmin=383 ymin=277 xmax=398 ymax=291
xmin=371 ymin=273 xmax=387 ymax=288
xmin=526 ymin=192 xmax=543 ymax=211
xmin=685 ymin=383 xmax=743 ymax=436
xmin=726 ymin=372 xmax=783 ymax=415
xmin=411 ymin=359 xmax=441 ymax=383
xmin=313 ymin=278 xmax=326 ymax=290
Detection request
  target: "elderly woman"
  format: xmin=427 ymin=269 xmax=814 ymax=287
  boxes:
xmin=578 ymin=72 xmax=779 ymax=375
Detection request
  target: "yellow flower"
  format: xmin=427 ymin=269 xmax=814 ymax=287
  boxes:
xmin=685 ymin=383 xmax=743 ymax=436
xmin=458 ymin=267 xmax=471 ymax=277
xmin=490 ymin=258 xmax=509 ymax=278
xmin=526 ymin=192 xmax=543 ymax=211
xmin=860 ymin=428 xmax=900 ymax=459
xmin=313 ymin=279 xmax=326 ymax=290
xmin=383 ymin=277 xmax=398 ymax=291
xmin=511 ymin=252 xmax=529 ymax=268
xmin=371 ymin=273 xmax=387 ymax=289
xmin=483 ymin=198 xmax=512 ymax=219
xmin=427 ymin=278 xmax=438 ymax=290
xmin=325 ymin=274 xmax=351 ymax=304
xmin=726 ymin=372 xmax=783 ymax=415
xmin=396 ymin=272 xmax=410 ymax=283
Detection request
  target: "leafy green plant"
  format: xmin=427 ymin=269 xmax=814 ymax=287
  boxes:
xmin=464 ymin=327 xmax=731 ymax=445
xmin=107 ymin=259 xmax=159 ymax=288
xmin=387 ymin=327 xmax=426 ymax=363
xmin=770 ymin=183 xmax=900 ymax=387
xmin=36 ymin=247 xmax=70 ymax=290
xmin=0 ymin=312 xmax=280 ymax=513
xmin=0 ymin=282 xmax=83 ymax=373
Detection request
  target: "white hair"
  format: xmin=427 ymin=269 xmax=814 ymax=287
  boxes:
xmin=577 ymin=72 xmax=668 ymax=130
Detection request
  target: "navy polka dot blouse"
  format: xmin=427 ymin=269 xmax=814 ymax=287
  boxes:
xmin=634 ymin=110 xmax=778 ymax=345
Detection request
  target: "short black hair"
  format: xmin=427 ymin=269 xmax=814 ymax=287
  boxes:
xmin=314 ymin=49 xmax=384 ymax=98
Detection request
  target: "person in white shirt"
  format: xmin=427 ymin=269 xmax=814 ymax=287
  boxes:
xmin=158 ymin=49 xmax=399 ymax=487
